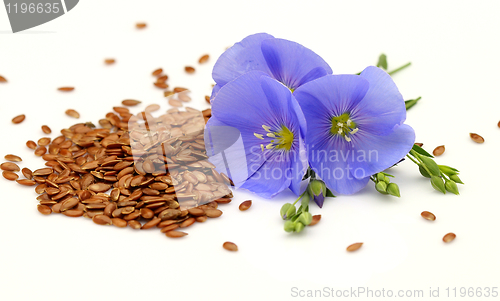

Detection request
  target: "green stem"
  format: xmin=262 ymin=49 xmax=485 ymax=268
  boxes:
xmin=406 ymin=153 xmax=419 ymax=165
xmin=292 ymin=190 xmax=308 ymax=206
xmin=388 ymin=62 xmax=411 ymax=76
xmin=409 ymin=150 xmax=433 ymax=176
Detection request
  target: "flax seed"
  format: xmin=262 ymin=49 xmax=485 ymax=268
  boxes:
xmin=65 ymin=109 xmax=80 ymax=119
xmin=12 ymin=114 xmax=25 ymax=124
xmin=185 ymin=66 xmax=195 ymax=74
xmin=443 ymin=233 xmax=456 ymax=243
xmin=58 ymin=87 xmax=74 ymax=92
xmin=136 ymin=22 xmax=147 ymax=29
xmin=239 ymin=200 xmax=252 ymax=211
xmin=122 ymin=99 xmax=141 ymax=106
xmin=104 ymin=59 xmax=115 ymax=65
xmin=198 ymin=54 xmax=209 ymax=64
xmin=421 ymin=211 xmax=436 ymax=221
xmin=470 ymin=133 xmax=484 ymax=143
xmin=346 ymin=242 xmax=363 ymax=252
xmin=433 ymin=145 xmax=445 ymax=156
xmin=223 ymin=242 xmax=238 ymax=251
xmin=41 ymin=125 xmax=52 ymax=134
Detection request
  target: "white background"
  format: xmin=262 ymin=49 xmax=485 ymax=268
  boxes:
xmin=1 ymin=1 xmax=499 ymax=300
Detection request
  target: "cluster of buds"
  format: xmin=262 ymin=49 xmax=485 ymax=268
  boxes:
xmin=371 ymin=172 xmax=401 ymax=197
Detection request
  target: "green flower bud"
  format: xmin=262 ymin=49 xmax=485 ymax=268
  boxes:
xmin=377 ymin=173 xmax=385 ymax=182
xmin=309 ymin=180 xmax=323 ymax=196
xmin=280 ymin=203 xmax=296 ymax=220
xmin=294 ymin=222 xmax=305 ymax=233
xmin=301 ymin=191 xmax=310 ymax=209
xmin=284 ymin=220 xmax=295 ymax=232
xmin=375 ymin=181 xmax=388 ymax=194
xmin=384 ymin=176 xmax=391 ymax=184
xmin=445 ymin=180 xmax=460 ymax=195
xmin=298 ymin=212 xmax=313 ymax=226
xmin=420 ymin=156 xmax=441 ymax=176
xmin=438 ymin=165 xmax=459 ymax=177
xmin=386 ymin=183 xmax=401 ymax=197
xmin=449 ymin=174 xmax=464 ymax=184
xmin=419 ymin=164 xmax=431 ymax=178
xmin=430 ymin=176 xmax=446 ymax=194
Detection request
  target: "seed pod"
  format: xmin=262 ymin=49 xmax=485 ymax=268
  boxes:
xmin=346 ymin=242 xmax=363 ymax=252
xmin=469 ymin=133 xmax=484 ymax=143
xmin=421 ymin=211 xmax=436 ymax=221
xmin=433 ymin=145 xmax=445 ymax=156
xmin=239 ymin=200 xmax=252 ymax=211
xmin=443 ymin=232 xmax=456 ymax=243
xmin=223 ymin=242 xmax=238 ymax=251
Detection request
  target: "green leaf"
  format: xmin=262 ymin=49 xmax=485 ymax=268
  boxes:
xmin=405 ymin=96 xmax=421 ymax=110
xmin=377 ymin=54 xmax=388 ymax=70
xmin=325 ymin=188 xmax=336 ymax=198
xmin=412 ymin=144 xmax=434 ymax=158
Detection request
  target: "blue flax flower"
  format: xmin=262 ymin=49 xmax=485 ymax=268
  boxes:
xmin=294 ymin=66 xmax=415 ymax=195
xmin=205 ymin=71 xmax=308 ymax=198
xmin=211 ymin=33 xmax=332 ymax=100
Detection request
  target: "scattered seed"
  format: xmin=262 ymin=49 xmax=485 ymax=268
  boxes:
xmin=0 ymin=75 xmax=7 ymax=82
xmin=443 ymin=232 xmax=456 ymax=243
xmin=136 ymin=22 xmax=147 ymax=29
xmin=4 ymin=154 xmax=22 ymax=162
xmin=93 ymin=214 xmax=112 ymax=226
xmin=37 ymin=204 xmax=52 ymax=215
xmin=104 ymin=59 xmax=115 ymax=65
xmin=470 ymin=133 xmax=484 ymax=144
xmin=41 ymin=125 xmax=52 ymax=134
xmin=17 ymin=179 xmax=37 ymax=186
xmin=128 ymin=220 xmax=141 ymax=229
xmin=204 ymin=209 xmax=223 ymax=218
xmin=152 ymin=68 xmax=163 ymax=76
xmin=198 ymin=54 xmax=209 ymax=64
xmin=65 ymin=109 xmax=80 ymax=119
xmin=346 ymin=242 xmax=363 ymax=252
xmin=58 ymin=87 xmax=74 ymax=92
xmin=154 ymin=82 xmax=168 ymax=89
xmin=498 ymin=120 xmax=500 ymax=128
xmin=421 ymin=211 xmax=436 ymax=221
xmin=12 ymin=114 xmax=26 ymax=124
xmin=223 ymin=241 xmax=238 ymax=251
xmin=205 ymin=95 xmax=211 ymax=104
xmin=1 ymin=162 xmax=20 ymax=172
xmin=145 ymin=104 xmax=160 ymax=113
xmin=2 ymin=171 xmax=18 ymax=181
xmin=173 ymin=87 xmax=188 ymax=93
xmin=26 ymin=140 xmax=37 ymax=150
xmin=122 ymin=99 xmax=141 ymax=106
xmin=141 ymin=217 xmax=161 ymax=229
xmin=309 ymin=215 xmax=321 ymax=226
xmin=21 ymin=168 xmax=32 ymax=179
xmin=239 ymin=200 xmax=252 ymax=211
xmin=34 ymin=146 xmax=47 ymax=156
xmin=195 ymin=216 xmax=207 ymax=223
xmin=165 ymin=230 xmax=188 ymax=238
xmin=38 ymin=137 xmax=51 ymax=146
xmin=168 ymin=98 xmax=183 ymax=107
xmin=112 ymin=218 xmax=127 ymax=228
xmin=432 ymin=145 xmax=445 ymax=156
xmin=185 ymin=66 xmax=195 ymax=74
xmin=179 ymin=217 xmax=195 ymax=228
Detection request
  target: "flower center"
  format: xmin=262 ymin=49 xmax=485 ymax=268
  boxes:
xmin=330 ymin=112 xmax=358 ymax=142
xmin=254 ymin=124 xmax=294 ymax=151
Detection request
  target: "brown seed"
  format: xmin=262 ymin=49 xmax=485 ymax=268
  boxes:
xmin=152 ymin=68 xmax=163 ymax=76
xmin=179 ymin=217 xmax=195 ymax=228
xmin=165 ymin=230 xmax=188 ymax=238
xmin=93 ymin=214 xmax=112 ymax=226
xmin=470 ymin=133 xmax=484 ymax=144
xmin=63 ymin=209 xmax=84 ymax=217
xmin=128 ymin=220 xmax=141 ymax=229
xmin=205 ymin=95 xmax=211 ymax=104
xmin=41 ymin=125 xmax=52 ymax=134
xmin=309 ymin=215 xmax=321 ymax=226
xmin=346 ymin=242 xmax=363 ymax=252
xmin=16 ymin=179 xmax=37 ymax=186
xmin=187 ymin=207 xmax=205 ymax=216
xmin=33 ymin=168 xmax=53 ymax=176
xmin=168 ymin=98 xmax=182 ymax=107
xmin=26 ymin=140 xmax=37 ymax=150
xmin=2 ymin=171 xmax=18 ymax=181
xmin=195 ymin=216 xmax=207 ymax=223
xmin=414 ymin=142 xmax=423 ymax=147
xmin=37 ymin=204 xmax=52 ymax=215
xmin=88 ymin=183 xmax=111 ymax=193
xmin=65 ymin=109 xmax=80 ymax=119
xmin=136 ymin=22 xmax=147 ymax=29
xmin=37 ymin=137 xmax=51 ymax=146
xmin=160 ymin=224 xmax=179 ymax=233
xmin=421 ymin=211 xmax=436 ymax=221
xmin=0 ymin=75 xmax=7 ymax=82
xmin=433 ymin=145 xmax=445 ymax=156
xmin=223 ymin=241 xmax=238 ymax=252
xmin=198 ymin=54 xmax=209 ymax=64
xmin=498 ymin=120 xmax=500 ymax=128
xmin=34 ymin=146 xmax=47 ymax=156
xmin=140 ymin=208 xmax=154 ymax=219
xmin=1 ymin=162 xmax=20 ymax=172
xmin=145 ymin=104 xmax=160 ymax=113
xmin=104 ymin=59 xmax=115 ymax=65
xmin=112 ymin=218 xmax=127 ymax=228
xmin=60 ymin=198 xmax=79 ymax=212
xmin=239 ymin=200 xmax=252 ymax=211
xmin=443 ymin=232 xmax=456 ymax=243
xmin=173 ymin=87 xmax=188 ymax=93
xmin=185 ymin=66 xmax=195 ymax=74
xmin=58 ymin=87 xmax=74 ymax=92
xmin=122 ymin=99 xmax=141 ymax=106
xmin=22 ymin=168 xmax=32 ymax=180
xmin=141 ymin=217 xmax=161 ymax=229
xmin=4 ymin=154 xmax=22 ymax=162
xmin=204 ymin=209 xmax=223 ymax=218
xmin=12 ymin=114 xmax=25 ymax=124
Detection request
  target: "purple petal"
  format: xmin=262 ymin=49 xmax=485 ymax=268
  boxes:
xmin=313 ymin=193 xmax=325 ymax=208
xmin=351 ymin=66 xmax=407 ymax=136
xmin=294 ymin=74 xmax=369 ymax=117
xmin=261 ymin=38 xmax=332 ymax=90
xmin=349 ymin=124 xmax=416 ymax=179
xmin=212 ymin=33 xmax=274 ymax=87
xmin=287 ymin=135 xmax=308 ymax=195
xmin=210 ymin=84 xmax=222 ymax=102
